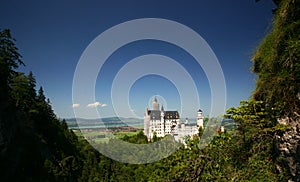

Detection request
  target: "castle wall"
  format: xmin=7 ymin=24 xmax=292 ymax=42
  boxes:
xmin=144 ymin=115 xmax=150 ymax=138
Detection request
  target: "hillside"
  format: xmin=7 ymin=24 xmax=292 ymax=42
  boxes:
xmin=252 ymin=0 xmax=300 ymax=179
xmin=0 ymin=29 xmax=102 ymax=181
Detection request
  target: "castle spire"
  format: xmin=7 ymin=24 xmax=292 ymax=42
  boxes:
xmin=152 ymin=96 xmax=159 ymax=110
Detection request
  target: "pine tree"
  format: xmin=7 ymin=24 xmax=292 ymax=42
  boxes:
xmin=0 ymin=29 xmax=24 ymax=102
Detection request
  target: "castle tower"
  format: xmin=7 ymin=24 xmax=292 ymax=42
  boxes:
xmin=185 ymin=118 xmax=188 ymax=124
xmin=161 ymin=105 xmax=165 ymax=136
xmin=197 ymin=109 xmax=204 ymax=128
xmin=152 ymin=96 xmax=159 ymax=110
xmin=144 ymin=107 xmax=150 ymax=138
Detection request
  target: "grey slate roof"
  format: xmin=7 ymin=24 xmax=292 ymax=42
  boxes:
xmin=165 ymin=111 xmax=180 ymax=119
xmin=148 ymin=110 xmax=180 ymax=120
xmin=148 ymin=110 xmax=161 ymax=120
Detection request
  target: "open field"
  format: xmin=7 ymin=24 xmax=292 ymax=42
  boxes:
xmin=113 ymin=131 xmax=140 ymax=139
xmin=73 ymin=129 xmax=141 ymax=144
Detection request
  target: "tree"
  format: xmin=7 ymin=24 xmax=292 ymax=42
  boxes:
xmin=0 ymin=29 xmax=25 ymax=179
xmin=0 ymin=29 xmax=88 ymax=181
xmin=27 ymin=71 xmax=37 ymax=98
xmin=0 ymin=29 xmax=24 ymax=100
xmin=37 ymin=86 xmax=46 ymax=103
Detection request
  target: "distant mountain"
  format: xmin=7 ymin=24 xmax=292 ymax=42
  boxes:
xmin=65 ymin=117 xmax=143 ymax=129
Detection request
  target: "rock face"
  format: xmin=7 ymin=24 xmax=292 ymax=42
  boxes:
xmin=276 ymin=116 xmax=300 ymax=181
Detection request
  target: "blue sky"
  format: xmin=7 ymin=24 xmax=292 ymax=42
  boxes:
xmin=1 ymin=0 xmax=276 ymax=119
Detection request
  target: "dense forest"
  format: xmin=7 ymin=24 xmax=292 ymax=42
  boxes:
xmin=0 ymin=0 xmax=299 ymax=181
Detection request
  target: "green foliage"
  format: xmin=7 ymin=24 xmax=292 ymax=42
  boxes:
xmin=250 ymin=2 xmax=300 ymax=178
xmin=223 ymin=100 xmax=290 ymax=180
xmin=252 ymin=0 xmax=300 ymax=116
xmin=0 ymin=29 xmax=24 ymax=85
xmin=0 ymin=28 xmax=90 ymax=181
xmin=121 ymin=130 xmax=148 ymax=144
xmin=198 ymin=126 xmax=204 ymax=137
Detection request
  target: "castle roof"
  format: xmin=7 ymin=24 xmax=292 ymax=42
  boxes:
xmin=165 ymin=111 xmax=180 ymax=119
xmin=148 ymin=110 xmax=161 ymax=120
xmin=147 ymin=110 xmax=180 ymax=120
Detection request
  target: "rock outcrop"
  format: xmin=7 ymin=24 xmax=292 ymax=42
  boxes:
xmin=276 ymin=115 xmax=300 ymax=181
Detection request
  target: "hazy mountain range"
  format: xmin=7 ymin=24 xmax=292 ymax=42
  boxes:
xmin=65 ymin=117 xmax=144 ymax=129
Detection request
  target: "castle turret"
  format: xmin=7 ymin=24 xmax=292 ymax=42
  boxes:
xmin=185 ymin=118 xmax=188 ymax=124
xmin=152 ymin=96 xmax=159 ymax=110
xmin=161 ymin=106 xmax=165 ymax=136
xmin=197 ymin=109 xmax=204 ymax=128
xmin=145 ymin=107 xmax=149 ymax=116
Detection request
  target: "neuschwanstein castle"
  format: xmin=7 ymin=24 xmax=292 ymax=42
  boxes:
xmin=144 ymin=97 xmax=204 ymax=142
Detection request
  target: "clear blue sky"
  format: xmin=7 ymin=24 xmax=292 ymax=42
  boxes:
xmin=1 ymin=0 xmax=276 ymax=119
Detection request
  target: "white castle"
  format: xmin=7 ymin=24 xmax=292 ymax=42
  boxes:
xmin=144 ymin=97 xmax=204 ymax=142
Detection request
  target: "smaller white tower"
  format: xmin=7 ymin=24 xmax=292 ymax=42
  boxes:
xmin=197 ymin=109 xmax=204 ymax=129
xmin=184 ymin=118 xmax=188 ymax=124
